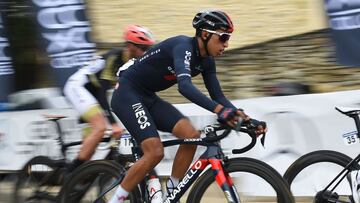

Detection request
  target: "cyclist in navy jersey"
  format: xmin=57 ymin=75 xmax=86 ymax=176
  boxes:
xmin=110 ymin=10 xmax=267 ymax=202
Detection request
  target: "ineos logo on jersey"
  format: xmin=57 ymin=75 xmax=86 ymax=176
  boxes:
xmin=184 ymin=51 xmax=191 ymax=68
xmin=132 ymin=103 xmax=151 ymax=129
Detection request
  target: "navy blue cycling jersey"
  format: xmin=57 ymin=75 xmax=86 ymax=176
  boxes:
xmin=121 ymin=35 xmax=236 ymax=112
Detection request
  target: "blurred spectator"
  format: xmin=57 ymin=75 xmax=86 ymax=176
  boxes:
xmin=0 ymin=103 xmax=11 ymax=112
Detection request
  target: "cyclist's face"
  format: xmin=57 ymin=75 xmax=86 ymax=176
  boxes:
xmin=127 ymin=43 xmax=146 ymax=58
xmin=204 ymin=29 xmax=230 ymax=57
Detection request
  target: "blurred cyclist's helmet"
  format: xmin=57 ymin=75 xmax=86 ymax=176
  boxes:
xmin=192 ymin=10 xmax=234 ymax=33
xmin=123 ymin=25 xmax=155 ymax=46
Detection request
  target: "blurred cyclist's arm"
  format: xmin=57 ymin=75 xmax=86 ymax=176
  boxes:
xmin=84 ymin=57 xmax=123 ymax=138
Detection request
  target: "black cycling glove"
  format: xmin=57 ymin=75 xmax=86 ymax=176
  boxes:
xmin=243 ymin=119 xmax=267 ymax=130
xmin=242 ymin=119 xmax=267 ymax=146
xmin=217 ymin=107 xmax=238 ymax=125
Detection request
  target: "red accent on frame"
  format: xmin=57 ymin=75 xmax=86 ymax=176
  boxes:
xmin=209 ymin=159 xmax=227 ymax=186
xmin=226 ymin=173 xmax=234 ymax=186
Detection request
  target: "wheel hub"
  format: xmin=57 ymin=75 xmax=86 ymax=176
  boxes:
xmin=314 ymin=190 xmax=339 ymax=203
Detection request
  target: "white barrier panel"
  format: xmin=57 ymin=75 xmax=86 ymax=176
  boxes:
xmin=1 ymin=89 xmax=360 ymax=195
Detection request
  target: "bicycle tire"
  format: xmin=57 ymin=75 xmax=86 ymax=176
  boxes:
xmin=13 ymin=155 xmax=61 ymax=203
xmin=284 ymin=150 xmax=360 ymax=184
xmin=187 ymin=157 xmax=294 ymax=203
xmin=283 ymin=150 xmax=360 ymax=202
xmin=59 ymin=160 xmax=141 ymax=203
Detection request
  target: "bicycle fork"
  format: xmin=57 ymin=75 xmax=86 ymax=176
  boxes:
xmin=209 ymin=159 xmax=241 ymax=203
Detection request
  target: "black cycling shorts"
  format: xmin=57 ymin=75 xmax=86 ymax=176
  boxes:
xmin=111 ymin=78 xmax=186 ymax=143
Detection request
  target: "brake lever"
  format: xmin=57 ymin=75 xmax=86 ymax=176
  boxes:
xmin=244 ymin=119 xmax=267 ymax=148
xmin=233 ymin=121 xmax=243 ymax=132
xmin=260 ymin=132 xmax=266 ymax=148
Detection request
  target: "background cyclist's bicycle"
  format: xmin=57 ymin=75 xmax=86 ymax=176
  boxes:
xmin=13 ymin=115 xmax=133 ymax=203
xmin=283 ymin=107 xmax=360 ymax=203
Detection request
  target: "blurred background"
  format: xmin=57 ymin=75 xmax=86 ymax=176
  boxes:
xmin=1 ymin=0 xmax=360 ymax=105
xmin=2 ymin=1 xmax=360 ymax=202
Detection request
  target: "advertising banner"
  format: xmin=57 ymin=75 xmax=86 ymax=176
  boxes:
xmin=324 ymin=0 xmax=360 ymax=66
xmin=0 ymin=11 xmax=15 ymax=102
xmin=31 ymin=0 xmax=96 ymax=88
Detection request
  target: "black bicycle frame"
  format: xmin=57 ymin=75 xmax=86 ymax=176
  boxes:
xmin=95 ymin=124 xmax=255 ymax=203
xmin=320 ymin=108 xmax=360 ymax=202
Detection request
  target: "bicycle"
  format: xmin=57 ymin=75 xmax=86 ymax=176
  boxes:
xmin=13 ymin=114 xmax=133 ymax=203
xmin=59 ymin=121 xmax=295 ymax=203
xmin=283 ymin=106 xmax=360 ymax=203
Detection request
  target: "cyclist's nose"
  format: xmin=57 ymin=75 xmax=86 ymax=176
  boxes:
xmin=223 ymin=40 xmax=229 ymax=48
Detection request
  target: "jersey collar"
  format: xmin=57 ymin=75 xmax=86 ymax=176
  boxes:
xmin=192 ymin=37 xmax=201 ymax=57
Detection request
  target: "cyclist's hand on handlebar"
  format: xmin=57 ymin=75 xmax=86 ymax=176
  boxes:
xmin=217 ymin=107 xmax=237 ymax=127
xmin=254 ymin=122 xmax=267 ymax=137
xmin=243 ymin=119 xmax=267 ymax=137
xmin=237 ymin=109 xmax=250 ymax=121
xmin=217 ymin=107 xmax=248 ymax=127
xmin=111 ymin=123 xmax=125 ymax=139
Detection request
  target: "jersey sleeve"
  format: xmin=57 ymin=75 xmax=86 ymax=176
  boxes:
xmin=83 ymin=56 xmax=106 ymax=74
xmin=202 ymin=59 xmax=237 ymax=109
xmin=100 ymin=55 xmax=120 ymax=86
xmin=83 ymin=57 xmax=106 ymax=87
xmin=172 ymin=43 xmax=218 ymax=112
xmin=84 ymin=57 xmax=117 ymax=123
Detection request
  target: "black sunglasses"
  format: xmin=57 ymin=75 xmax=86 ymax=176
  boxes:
xmin=202 ymin=29 xmax=231 ymax=43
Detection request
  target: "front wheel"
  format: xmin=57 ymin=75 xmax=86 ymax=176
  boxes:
xmin=58 ymin=160 xmax=140 ymax=203
xmin=283 ymin=150 xmax=360 ymax=202
xmin=187 ymin=157 xmax=294 ymax=203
